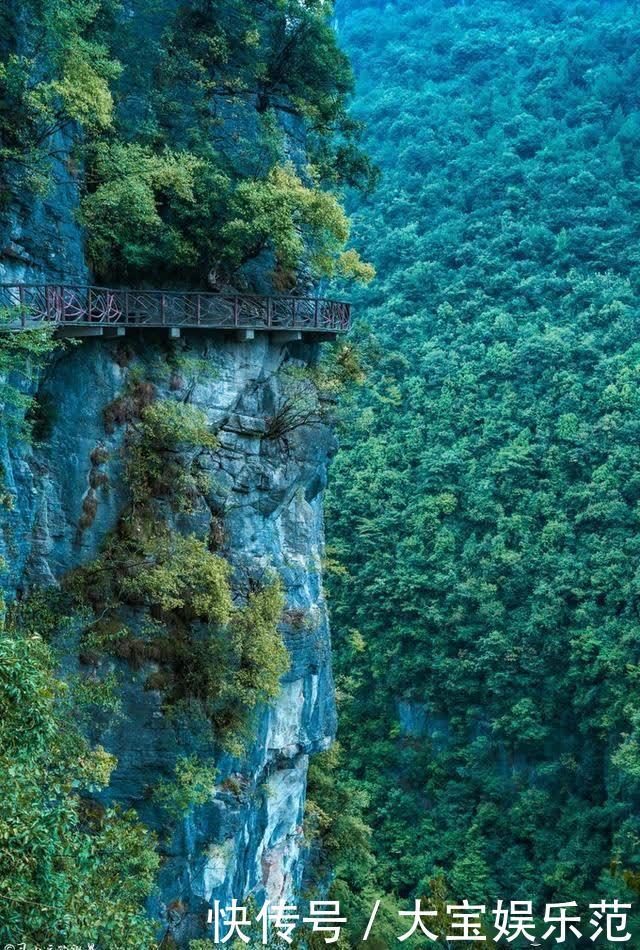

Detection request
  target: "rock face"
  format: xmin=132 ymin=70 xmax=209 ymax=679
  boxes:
xmin=0 ymin=331 xmax=337 ymax=943
xmin=0 ymin=48 xmax=338 ymax=934
xmin=0 ymin=126 xmax=88 ymax=287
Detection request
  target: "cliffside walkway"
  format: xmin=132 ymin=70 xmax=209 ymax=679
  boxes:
xmin=0 ymin=284 xmax=351 ymax=341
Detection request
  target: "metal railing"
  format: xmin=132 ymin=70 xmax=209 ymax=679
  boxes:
xmin=0 ymin=285 xmax=351 ymax=334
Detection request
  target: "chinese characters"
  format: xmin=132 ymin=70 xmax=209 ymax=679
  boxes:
xmin=207 ymin=898 xmax=632 ymax=944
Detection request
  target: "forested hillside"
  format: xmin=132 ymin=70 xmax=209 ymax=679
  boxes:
xmin=321 ymin=0 xmax=640 ymax=940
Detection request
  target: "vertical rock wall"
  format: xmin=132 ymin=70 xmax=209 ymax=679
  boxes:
xmin=0 ymin=125 xmax=88 ymax=286
xmin=0 ymin=31 xmax=338 ymax=932
xmin=0 ymin=332 xmax=337 ymax=943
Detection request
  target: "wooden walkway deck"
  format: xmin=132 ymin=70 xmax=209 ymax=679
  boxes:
xmin=0 ymin=285 xmax=351 ymax=340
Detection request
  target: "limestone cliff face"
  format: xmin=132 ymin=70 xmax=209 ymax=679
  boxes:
xmin=0 ymin=53 xmax=339 ymax=933
xmin=0 ymin=126 xmax=88 ymax=287
xmin=0 ymin=331 xmax=337 ymax=943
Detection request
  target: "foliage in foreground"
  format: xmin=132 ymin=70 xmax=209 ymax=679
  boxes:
xmin=0 ymin=601 xmax=158 ymax=946
xmin=321 ymin=0 xmax=640 ymax=943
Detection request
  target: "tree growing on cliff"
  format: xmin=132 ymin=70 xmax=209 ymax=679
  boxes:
xmin=1 ymin=0 xmax=374 ymax=287
xmin=0 ymin=0 xmax=119 ymax=198
xmin=0 ymin=600 xmax=159 ymax=946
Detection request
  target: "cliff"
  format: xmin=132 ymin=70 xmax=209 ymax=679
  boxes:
xmin=0 ymin=187 xmax=337 ymax=946
xmin=1 ymin=329 xmax=338 ymax=943
xmin=0 ymin=0 xmax=365 ymax=936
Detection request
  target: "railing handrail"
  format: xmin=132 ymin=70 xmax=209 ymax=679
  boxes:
xmin=0 ymin=284 xmax=351 ymax=334
xmin=0 ymin=283 xmax=350 ymax=304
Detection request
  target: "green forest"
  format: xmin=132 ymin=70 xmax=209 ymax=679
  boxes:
xmin=314 ymin=0 xmax=640 ymax=943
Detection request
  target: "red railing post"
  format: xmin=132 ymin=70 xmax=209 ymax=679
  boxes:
xmin=161 ymin=294 xmax=166 ymax=325
xmin=234 ymin=297 xmax=239 ymax=327
xmin=267 ymin=297 xmax=273 ymax=328
xmin=197 ymin=295 xmax=201 ymax=326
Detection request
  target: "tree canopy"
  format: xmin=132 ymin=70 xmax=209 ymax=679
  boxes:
xmin=0 ymin=598 xmax=159 ymax=946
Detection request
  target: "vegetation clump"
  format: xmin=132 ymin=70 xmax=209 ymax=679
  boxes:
xmin=0 ymin=0 xmax=118 ymax=199
xmin=127 ymin=401 xmax=218 ymax=509
xmin=0 ymin=593 xmax=158 ymax=946
xmin=73 ymin=518 xmax=288 ymax=751
xmin=0 ymin=314 xmax=57 ymax=436
xmin=71 ymin=382 xmax=289 ymax=753
xmin=102 ymin=377 xmax=156 ymax=433
xmin=154 ymin=754 xmax=218 ymax=818
xmin=265 ymin=342 xmax=367 ymax=445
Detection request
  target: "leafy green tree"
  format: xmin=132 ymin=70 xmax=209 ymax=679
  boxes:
xmin=0 ymin=0 xmax=119 ymax=197
xmin=0 ymin=600 xmax=158 ymax=945
xmin=1 ymin=0 xmax=373 ymax=285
